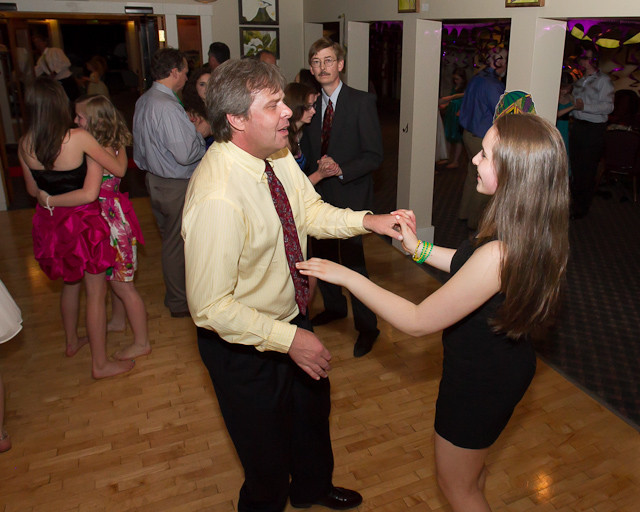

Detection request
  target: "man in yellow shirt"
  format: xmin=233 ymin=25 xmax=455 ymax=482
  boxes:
xmin=182 ymin=58 xmax=413 ymax=512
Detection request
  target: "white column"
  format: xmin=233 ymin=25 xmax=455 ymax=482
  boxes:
xmin=345 ymin=21 xmax=370 ymax=92
xmin=396 ymin=18 xmax=442 ymax=249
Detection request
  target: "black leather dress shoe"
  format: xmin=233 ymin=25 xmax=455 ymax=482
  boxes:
xmin=310 ymin=310 xmax=347 ymax=326
xmin=291 ymin=486 xmax=363 ymax=510
xmin=353 ymin=329 xmax=380 ymax=358
xmin=170 ymin=310 xmax=191 ymax=318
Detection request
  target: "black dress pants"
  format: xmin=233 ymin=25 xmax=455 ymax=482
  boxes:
xmin=569 ymin=119 xmax=607 ymax=216
xmin=311 ymin=235 xmax=377 ymax=334
xmin=197 ymin=315 xmax=333 ymax=512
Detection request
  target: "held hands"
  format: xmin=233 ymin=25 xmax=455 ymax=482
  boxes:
xmin=362 ymin=209 xmax=416 ymax=242
xmin=317 ymin=155 xmax=342 ymax=177
xmin=288 ymin=327 xmax=332 ymax=380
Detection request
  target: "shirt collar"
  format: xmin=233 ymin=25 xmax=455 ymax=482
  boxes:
xmin=219 ymin=141 xmax=289 ymax=183
xmin=322 ymin=80 xmax=343 ymax=108
xmin=151 ymin=81 xmax=179 ymax=100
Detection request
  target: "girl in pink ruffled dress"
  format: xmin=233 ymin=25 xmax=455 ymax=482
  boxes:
xmin=19 ymin=76 xmax=134 ymax=379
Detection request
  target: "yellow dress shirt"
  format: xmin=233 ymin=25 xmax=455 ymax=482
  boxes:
xmin=182 ymin=141 xmax=369 ymax=353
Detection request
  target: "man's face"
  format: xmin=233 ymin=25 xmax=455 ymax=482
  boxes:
xmin=173 ymin=58 xmax=189 ymax=92
xmin=238 ymin=87 xmax=292 ymax=159
xmin=309 ymin=47 xmax=344 ymax=90
xmin=209 ymin=55 xmax=221 ymax=70
xmin=491 ymin=50 xmax=508 ymax=78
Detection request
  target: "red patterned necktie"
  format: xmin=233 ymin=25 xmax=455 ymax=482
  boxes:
xmin=264 ymin=161 xmax=310 ymax=315
xmin=321 ymin=99 xmax=334 ymax=156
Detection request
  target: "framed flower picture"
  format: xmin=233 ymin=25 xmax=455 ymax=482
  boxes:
xmin=240 ymin=27 xmax=280 ymax=59
xmin=239 ymin=0 xmax=279 ymax=25
xmin=505 ymin=0 xmax=545 ymax=6
xmin=398 ymin=0 xmax=419 ymax=13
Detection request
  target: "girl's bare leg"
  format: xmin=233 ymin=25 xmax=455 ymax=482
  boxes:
xmin=110 ymin=281 xmax=151 ymax=361
xmin=107 ymin=289 xmax=127 ymax=332
xmin=60 ymin=281 xmax=88 ymax=357
xmin=434 ymin=433 xmax=492 ymax=512
xmin=83 ymin=272 xmax=134 ymax=378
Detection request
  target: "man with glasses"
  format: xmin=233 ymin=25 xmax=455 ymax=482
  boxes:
xmin=301 ymin=37 xmax=384 ymax=358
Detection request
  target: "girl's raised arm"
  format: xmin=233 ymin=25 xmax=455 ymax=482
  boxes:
xmin=297 ymin=240 xmax=502 ymax=338
xmin=77 ymin=129 xmax=127 ymax=176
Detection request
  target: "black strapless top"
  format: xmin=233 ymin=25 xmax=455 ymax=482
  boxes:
xmin=30 ymin=158 xmax=87 ymax=195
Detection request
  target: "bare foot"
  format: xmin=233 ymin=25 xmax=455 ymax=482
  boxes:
xmin=113 ymin=343 xmax=152 ymax=361
xmin=66 ymin=337 xmax=89 ymax=357
xmin=107 ymin=319 xmax=126 ymax=332
xmin=92 ymin=359 xmax=135 ymax=379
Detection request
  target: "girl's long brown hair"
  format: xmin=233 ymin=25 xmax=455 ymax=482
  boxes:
xmin=284 ymin=82 xmax=315 ymax=152
xmin=476 ymin=114 xmax=569 ymax=339
xmin=76 ymin=95 xmax=132 ymax=149
xmin=25 ymin=76 xmax=72 ymax=169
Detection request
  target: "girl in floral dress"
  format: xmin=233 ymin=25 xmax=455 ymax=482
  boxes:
xmin=71 ymin=95 xmax=150 ymax=360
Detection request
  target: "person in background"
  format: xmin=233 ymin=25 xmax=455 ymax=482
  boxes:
xmin=301 ymin=37 xmax=384 ymax=357
xmin=48 ymin=95 xmax=150 ymax=362
xmin=257 ymin=49 xmax=277 ymax=66
xmin=182 ymin=67 xmax=214 ymax=148
xmin=439 ymin=67 xmax=467 ymax=169
xmin=82 ymin=55 xmax=110 ymax=98
xmin=298 ymin=113 xmax=569 ymax=512
xmin=557 ymin=70 xmax=576 ymax=175
xmin=207 ymin=41 xmax=230 ymax=71
xmin=569 ymin=44 xmax=614 ymax=219
xmin=458 ymin=47 xmax=508 ymax=230
xmin=19 ymin=77 xmax=134 ymax=379
xmin=32 ymin=31 xmax=80 ymax=102
xmin=0 ymin=278 xmax=23 ymax=453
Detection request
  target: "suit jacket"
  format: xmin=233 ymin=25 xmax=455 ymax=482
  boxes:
xmin=301 ymin=84 xmax=383 ymax=211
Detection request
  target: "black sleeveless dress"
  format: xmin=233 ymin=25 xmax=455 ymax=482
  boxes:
xmin=434 ymin=238 xmax=536 ymax=449
xmin=30 ymin=158 xmax=115 ymax=283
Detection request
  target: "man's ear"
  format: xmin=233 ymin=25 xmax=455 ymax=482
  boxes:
xmin=227 ymin=113 xmax=245 ymax=132
xmin=337 ymin=59 xmax=345 ymax=74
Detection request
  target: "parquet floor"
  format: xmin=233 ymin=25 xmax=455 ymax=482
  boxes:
xmin=0 ymin=198 xmax=638 ymax=512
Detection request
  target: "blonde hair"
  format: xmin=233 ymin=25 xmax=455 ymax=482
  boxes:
xmin=477 ymin=114 xmax=569 ymax=339
xmin=76 ymin=95 xmax=132 ymax=149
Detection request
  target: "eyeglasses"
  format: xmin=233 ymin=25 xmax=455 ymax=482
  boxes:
xmin=303 ymin=103 xmax=315 ymax=111
xmin=310 ymin=57 xmax=337 ymax=69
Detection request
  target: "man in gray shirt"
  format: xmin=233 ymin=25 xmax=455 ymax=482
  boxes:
xmin=133 ymin=48 xmax=209 ymax=316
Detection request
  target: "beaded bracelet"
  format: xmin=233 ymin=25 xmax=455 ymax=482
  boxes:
xmin=45 ymin=194 xmax=55 ymax=216
xmin=416 ymin=241 xmax=434 ymax=264
xmin=412 ymin=240 xmax=425 ymax=262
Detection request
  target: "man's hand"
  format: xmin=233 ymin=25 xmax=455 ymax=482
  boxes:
xmin=574 ymin=98 xmax=584 ymax=111
xmin=362 ymin=209 xmax=416 ymax=242
xmin=318 ymin=155 xmax=342 ymax=177
xmin=288 ymin=328 xmax=332 ymax=380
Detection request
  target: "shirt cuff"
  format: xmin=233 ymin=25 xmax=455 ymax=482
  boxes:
xmin=260 ymin=318 xmax=298 ymax=353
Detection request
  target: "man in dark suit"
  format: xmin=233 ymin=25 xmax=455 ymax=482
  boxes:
xmin=301 ymin=37 xmax=383 ymax=357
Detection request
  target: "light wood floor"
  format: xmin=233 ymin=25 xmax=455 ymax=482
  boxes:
xmin=0 ymin=198 xmax=638 ymax=512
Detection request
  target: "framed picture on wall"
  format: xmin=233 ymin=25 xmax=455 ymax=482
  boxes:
xmin=505 ymin=0 xmax=545 ymax=6
xmin=398 ymin=0 xmax=420 ymax=13
xmin=239 ymin=0 xmax=279 ymax=25
xmin=240 ymin=27 xmax=280 ymax=59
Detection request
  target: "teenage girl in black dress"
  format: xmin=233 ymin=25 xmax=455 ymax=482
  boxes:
xmin=298 ymin=113 xmax=569 ymax=512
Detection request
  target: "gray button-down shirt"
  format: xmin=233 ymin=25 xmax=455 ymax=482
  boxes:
xmin=133 ymin=82 xmax=206 ymax=179
xmin=572 ymin=70 xmax=614 ymax=124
